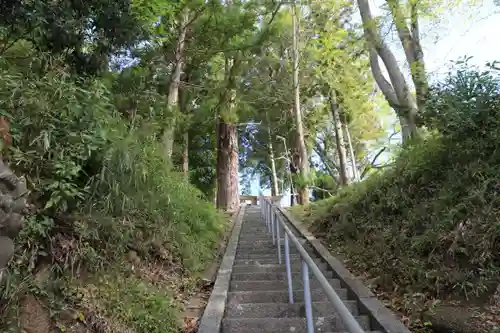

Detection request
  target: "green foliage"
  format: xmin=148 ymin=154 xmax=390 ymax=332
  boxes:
xmin=311 ymin=171 xmax=338 ymax=201
xmin=0 ymin=0 xmax=147 ymax=74
xmin=188 ymin=129 xmax=217 ymax=200
xmin=90 ymin=119 xmax=224 ymax=271
xmin=423 ymin=59 xmax=500 ymax=142
xmin=88 ymin=273 xmax=179 ymax=333
xmin=296 ymin=64 xmax=500 ymax=303
xmin=2 ymin=60 xmax=111 ymax=214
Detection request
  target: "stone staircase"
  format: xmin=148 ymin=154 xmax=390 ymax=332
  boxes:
xmin=222 ymin=207 xmax=377 ymax=333
xmin=198 ymin=205 xmax=409 ymax=333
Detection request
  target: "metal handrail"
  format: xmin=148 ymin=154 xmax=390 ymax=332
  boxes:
xmin=258 ymin=195 xmax=366 ymax=333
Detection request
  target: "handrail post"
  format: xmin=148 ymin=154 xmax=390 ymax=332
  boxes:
xmin=276 ymin=211 xmax=282 ymax=264
xmin=263 ymin=199 xmax=266 ymax=225
xmin=284 ymin=232 xmax=294 ymax=304
xmin=267 ymin=202 xmax=271 ymax=233
xmin=271 ymin=207 xmax=276 ymax=245
xmin=302 ymin=260 xmax=314 ymax=333
xmin=262 ymin=197 xmax=265 ymax=216
xmin=263 ymin=198 xmax=268 ymax=229
xmin=267 ymin=201 xmax=270 ymax=232
xmin=266 ymin=200 xmax=269 ymax=221
xmin=267 ymin=212 xmax=270 ymax=231
xmin=268 ymin=202 xmax=272 ymax=234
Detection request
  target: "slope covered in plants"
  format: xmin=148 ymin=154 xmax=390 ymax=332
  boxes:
xmin=292 ymin=63 xmax=500 ymax=332
xmin=0 ymin=56 xmax=226 ymax=333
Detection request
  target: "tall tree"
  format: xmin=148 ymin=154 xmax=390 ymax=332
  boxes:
xmin=163 ymin=7 xmax=190 ymax=162
xmin=344 ymin=122 xmax=360 ymax=182
xmin=330 ymin=91 xmax=350 ymax=186
xmin=291 ymin=2 xmax=310 ymax=204
xmin=387 ymin=0 xmax=428 ymax=114
xmin=356 ymin=0 xmax=428 ymax=143
xmin=266 ymin=113 xmax=280 ymax=196
xmin=216 ymin=54 xmax=241 ymax=211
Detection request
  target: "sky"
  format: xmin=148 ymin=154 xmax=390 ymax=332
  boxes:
xmin=244 ymin=0 xmax=500 ymax=200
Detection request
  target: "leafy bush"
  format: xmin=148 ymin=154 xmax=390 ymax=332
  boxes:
xmin=311 ymin=171 xmax=338 ymax=201
xmin=423 ymin=60 xmax=500 ymax=143
xmin=88 ymin=121 xmax=224 ymax=271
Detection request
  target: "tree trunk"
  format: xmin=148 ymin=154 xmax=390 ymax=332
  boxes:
xmin=269 ymin=151 xmax=279 ymax=196
xmin=330 ymin=91 xmax=350 ymax=186
xmin=289 ymin=136 xmax=299 ymax=206
xmin=291 ymin=135 xmax=303 ymax=204
xmin=216 ymin=118 xmax=239 ymax=211
xmin=344 ymin=123 xmax=360 ymax=182
xmin=283 ymin=147 xmax=295 ymax=206
xmin=228 ymin=123 xmax=239 ymax=211
xmin=179 ymin=70 xmax=190 ymax=179
xmin=386 ymin=0 xmax=428 ymax=114
xmin=215 ymin=53 xmax=241 ymax=211
xmin=357 ymin=0 xmax=419 ymax=143
xmin=314 ymin=141 xmax=338 ymax=180
xmin=162 ymin=8 xmax=189 ymax=161
xmin=182 ymin=132 xmax=189 ymax=178
xmin=212 ymin=177 xmax=217 ymax=207
xmin=270 ymin=176 xmax=277 ymax=196
xmin=266 ymin=113 xmax=279 ymax=196
xmin=292 ymin=2 xmax=309 ymax=205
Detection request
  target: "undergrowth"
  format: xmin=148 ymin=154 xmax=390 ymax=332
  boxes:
xmin=0 ymin=54 xmax=226 ymax=332
xmin=292 ymin=61 xmax=500 ymax=327
xmin=73 ymin=270 xmax=180 ymax=333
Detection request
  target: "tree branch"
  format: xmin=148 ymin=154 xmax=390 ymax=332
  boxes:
xmin=368 ymin=47 xmax=399 ymax=109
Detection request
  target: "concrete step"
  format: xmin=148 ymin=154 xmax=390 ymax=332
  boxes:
xmin=227 ymin=289 xmax=348 ymax=304
xmin=226 ymin=300 xmax=359 ymax=318
xmin=238 ymin=237 xmax=277 ymax=242
xmin=237 ymin=243 xmax=301 ymax=249
xmin=231 ymin=271 xmax=333 ymax=281
xmin=238 ymin=240 xmax=306 ymax=247
xmin=237 ymin=243 xmax=282 ymax=247
xmin=237 ymin=239 xmax=299 ymax=246
xmin=236 ymin=248 xmax=301 ymax=256
xmin=238 ymin=232 xmax=282 ymax=236
xmin=238 ymin=239 xmax=276 ymax=243
xmin=237 ymin=239 xmax=284 ymax=246
xmin=221 ymin=315 xmax=371 ymax=333
xmin=236 ymin=245 xmax=286 ymax=250
xmin=232 ymin=262 xmax=328 ymax=274
xmin=230 ymin=278 xmax=341 ymax=292
xmin=234 ymin=258 xmax=323 ymax=265
xmin=238 ymin=236 xmax=282 ymax=240
xmin=239 ymin=231 xmax=294 ymax=235
xmin=235 ymin=253 xmax=306 ymax=260
xmin=236 ymin=247 xmax=300 ymax=258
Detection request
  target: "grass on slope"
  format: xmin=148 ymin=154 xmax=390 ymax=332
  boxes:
xmin=292 ymin=64 xmax=500 ymax=332
xmin=292 ymin=134 xmax=500 ymax=331
xmin=0 ymin=59 xmax=227 ymax=333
